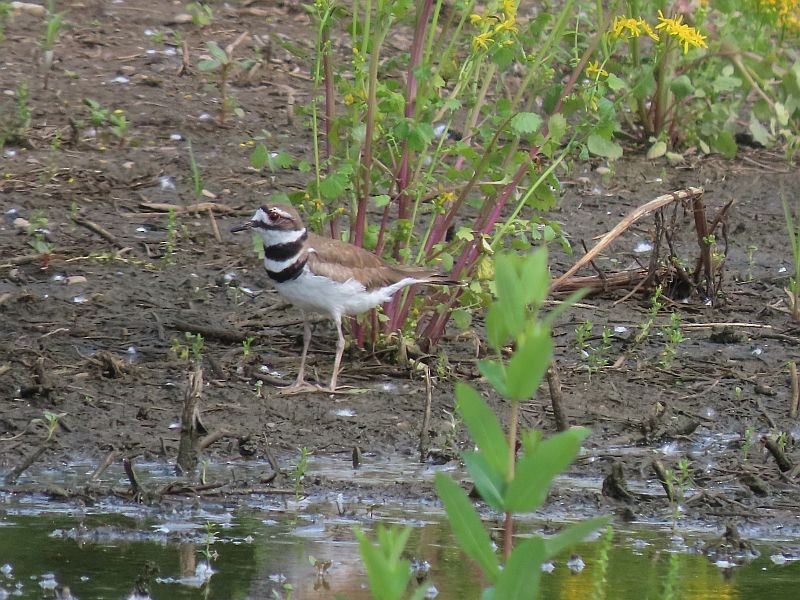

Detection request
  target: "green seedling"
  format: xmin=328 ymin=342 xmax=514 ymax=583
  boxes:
xmin=41 ymin=0 xmax=65 ymax=89
xmin=242 ymin=336 xmax=255 ymax=359
xmin=635 ymin=285 xmax=664 ymax=345
xmin=34 ymin=410 xmax=65 ymax=441
xmin=186 ymin=140 xmax=204 ymax=199
xmin=746 ymin=245 xmax=758 ymax=281
xmin=575 ymin=320 xmax=592 ymax=353
xmin=1 ymin=82 xmax=32 ymax=148
xmin=0 ymin=2 xmax=12 ymax=43
xmin=197 ymin=38 xmax=253 ymax=124
xmin=170 ymin=332 xmax=204 ymax=363
xmin=199 ymin=520 xmax=219 ymax=563
xmin=26 ymin=211 xmax=53 ymax=256
xmin=161 ymin=208 xmax=179 ymax=265
xmin=292 ymin=447 xmax=311 ymax=501
xmin=742 ymin=424 xmax=756 ymax=460
xmin=254 ymin=379 xmax=264 ymax=398
xmin=186 ymin=2 xmax=212 ymax=27
xmin=660 ymin=312 xmax=685 ymax=368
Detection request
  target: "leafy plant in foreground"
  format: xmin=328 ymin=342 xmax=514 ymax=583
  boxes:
xmin=197 ymin=36 xmax=255 ymax=124
xmin=357 ymin=249 xmax=608 ymax=599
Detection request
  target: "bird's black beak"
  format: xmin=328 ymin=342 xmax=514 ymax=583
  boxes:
xmin=230 ymin=220 xmax=254 ymax=234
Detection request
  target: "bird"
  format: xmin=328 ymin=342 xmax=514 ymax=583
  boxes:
xmin=232 ymin=204 xmax=458 ymax=393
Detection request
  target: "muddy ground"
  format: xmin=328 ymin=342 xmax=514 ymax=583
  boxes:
xmin=1 ymin=2 xmax=799 ymax=535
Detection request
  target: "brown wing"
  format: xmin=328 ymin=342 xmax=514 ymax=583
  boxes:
xmin=306 ymin=233 xmax=449 ymax=291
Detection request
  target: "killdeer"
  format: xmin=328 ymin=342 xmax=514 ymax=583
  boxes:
xmin=232 ymin=204 xmax=457 ymax=393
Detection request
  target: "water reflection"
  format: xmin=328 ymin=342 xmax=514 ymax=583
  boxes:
xmin=1 ymin=507 xmax=799 ymax=599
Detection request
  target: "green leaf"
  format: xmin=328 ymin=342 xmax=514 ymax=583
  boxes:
xmin=546 ymin=114 xmax=567 ymax=144
xmin=606 ymin=73 xmax=625 ymax=92
xmin=373 ymin=194 xmax=391 ymax=208
xmin=455 ymin=383 xmax=509 ymax=478
xmin=451 ymin=308 xmax=472 ymax=330
xmin=587 ymin=134 xmax=623 ymax=160
xmin=748 ymin=114 xmax=772 ymax=147
xmin=395 ymin=119 xmax=435 ymax=152
xmin=477 ymin=359 xmax=508 ymax=397
xmin=355 ymin=526 xmax=412 ymax=600
xmin=463 ymin=452 xmax=506 ymax=511
xmin=485 ymin=303 xmax=509 ymax=350
xmin=206 ymin=41 xmax=228 ymax=63
xmin=197 ymin=59 xmax=220 ymax=72
xmin=519 ymin=247 xmax=549 ymax=308
xmin=646 ymin=140 xmax=667 ymax=160
xmin=712 ymin=74 xmax=742 ymax=93
xmin=249 ymin=144 xmax=268 ymax=170
xmin=505 ymin=427 xmax=590 ymax=512
xmin=435 ymin=474 xmax=501 ymax=582
xmin=504 ymin=323 xmax=552 ymax=401
xmin=493 ymin=537 xmax=546 ymax=599
xmin=510 ymin=112 xmax=543 ymax=136
xmin=319 ymin=172 xmax=349 ymax=200
xmin=543 ymin=517 xmax=611 ymax=558
xmin=712 ymin=131 xmax=737 ymax=158
xmin=669 ymin=75 xmax=694 ymax=100
xmin=494 ymin=254 xmax=525 ymax=338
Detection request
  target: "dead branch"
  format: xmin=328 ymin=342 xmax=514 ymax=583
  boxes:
xmin=547 ymin=362 xmax=569 ymax=432
xmin=790 ymin=362 xmax=799 ymax=419
xmin=551 ymin=187 xmax=704 ymax=293
xmin=72 ymin=213 xmax=125 ymax=249
xmin=763 ymin=437 xmax=794 ymax=472
xmin=418 ymin=366 xmax=433 ymax=463
xmin=5 ymin=438 xmax=54 ymax=484
xmin=176 ymin=366 xmax=207 ymax=476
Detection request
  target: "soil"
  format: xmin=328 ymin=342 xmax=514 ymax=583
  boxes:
xmin=1 ymin=2 xmax=799 ymax=536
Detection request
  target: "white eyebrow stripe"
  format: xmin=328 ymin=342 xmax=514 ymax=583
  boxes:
xmin=272 ymin=207 xmax=292 ymax=219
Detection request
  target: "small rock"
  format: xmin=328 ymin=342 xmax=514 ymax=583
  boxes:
xmin=12 ymin=217 xmax=29 ymax=230
xmin=754 ymin=383 xmax=776 ymax=396
xmin=65 ymin=276 xmax=87 ymax=286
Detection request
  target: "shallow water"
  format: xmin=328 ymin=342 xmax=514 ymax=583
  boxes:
xmin=3 ymin=456 xmax=800 ymax=598
xmin=2 ymin=493 xmax=800 ymax=599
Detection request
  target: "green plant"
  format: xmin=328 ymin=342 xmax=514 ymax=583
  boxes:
xmin=26 ymin=211 xmax=53 ymax=256
xmin=597 ymin=1 xmax=799 ymax=157
xmin=199 ymin=520 xmax=219 ymax=564
xmin=242 ymin=336 xmax=255 ymax=359
xmin=635 ymin=285 xmax=664 ymax=344
xmin=784 ymin=197 xmax=800 ymax=320
xmin=0 ymin=2 xmax=13 ymax=43
xmin=41 ymin=0 xmax=65 ymax=89
xmin=354 ymin=526 xmax=429 ymax=600
xmin=292 ymin=447 xmax=311 ymax=501
xmin=162 ymin=208 xmax=179 ymax=265
xmin=427 ymin=249 xmax=607 ymax=597
xmin=186 ymin=2 xmax=213 ymax=27
xmin=36 ymin=410 xmax=65 ymax=441
xmin=742 ymin=424 xmax=756 ymax=460
xmin=575 ymin=320 xmax=593 ymax=353
xmin=187 ymin=140 xmax=204 ymax=199
xmin=82 ymin=99 xmax=129 ymax=146
xmin=664 ymin=457 xmax=693 ymax=526
xmin=0 ymin=81 xmax=32 ymax=148
xmin=170 ymin=332 xmax=204 ymax=363
xmin=746 ymin=245 xmax=758 ymax=281
xmin=288 ymin=0 xmax=607 ymax=349
xmin=197 ymin=37 xmax=253 ymax=124
xmin=659 ymin=311 xmax=685 ymax=368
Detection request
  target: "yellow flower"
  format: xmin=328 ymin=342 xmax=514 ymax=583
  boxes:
xmin=472 ymin=31 xmax=494 ymax=51
xmin=344 ymin=93 xmax=355 ymax=105
xmin=586 ymin=60 xmax=608 ymax=78
xmin=656 ymin=11 xmax=708 ymax=53
xmin=469 ymin=13 xmax=484 ymax=25
xmin=502 ymin=0 xmax=517 ymax=20
xmin=611 ymin=15 xmax=660 ymax=41
xmin=439 ymin=191 xmax=456 ymax=204
xmin=113 ymin=109 xmax=125 ymax=115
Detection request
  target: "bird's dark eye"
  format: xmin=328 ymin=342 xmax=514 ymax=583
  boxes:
xmin=267 ymin=209 xmax=280 ymax=221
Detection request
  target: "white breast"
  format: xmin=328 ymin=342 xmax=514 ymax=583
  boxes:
xmin=273 ymin=268 xmax=419 ymax=320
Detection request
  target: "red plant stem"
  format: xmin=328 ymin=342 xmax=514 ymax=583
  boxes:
xmin=322 ymin=25 xmax=339 ymax=239
xmin=421 ymin=32 xmax=604 ymax=343
xmin=392 ymin=0 xmax=434 ymax=259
